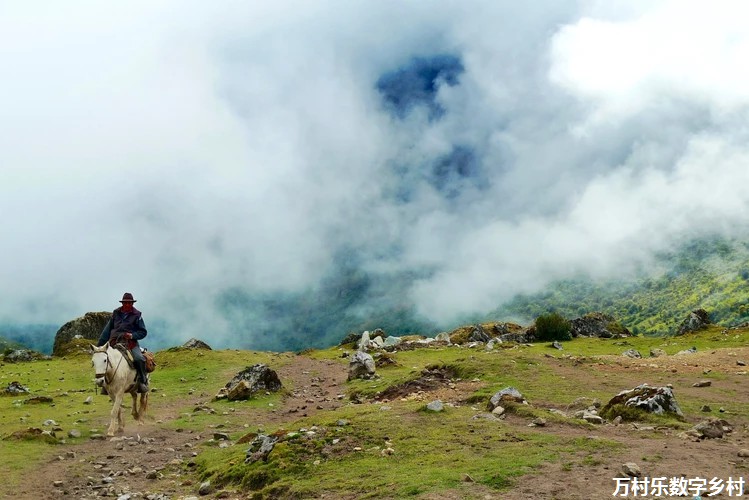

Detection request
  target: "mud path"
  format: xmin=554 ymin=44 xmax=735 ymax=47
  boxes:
xmin=20 ymin=356 xmax=347 ymax=500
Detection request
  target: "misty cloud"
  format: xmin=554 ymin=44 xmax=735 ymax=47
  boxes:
xmin=3 ymin=1 xmax=749 ymax=350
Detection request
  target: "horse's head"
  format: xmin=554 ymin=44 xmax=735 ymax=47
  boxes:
xmin=90 ymin=344 xmax=109 ymax=381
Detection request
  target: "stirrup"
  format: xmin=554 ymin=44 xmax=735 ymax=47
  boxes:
xmin=100 ymin=386 xmax=109 ymax=396
xmin=138 ymin=383 xmax=150 ymax=394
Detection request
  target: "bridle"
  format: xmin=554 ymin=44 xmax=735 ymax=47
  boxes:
xmin=94 ymin=347 xmax=125 ymax=386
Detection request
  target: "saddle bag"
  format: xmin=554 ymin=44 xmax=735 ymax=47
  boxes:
xmin=142 ymin=348 xmax=156 ymax=373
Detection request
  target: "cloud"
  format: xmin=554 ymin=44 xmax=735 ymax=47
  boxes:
xmin=3 ymin=1 xmax=749 ymax=348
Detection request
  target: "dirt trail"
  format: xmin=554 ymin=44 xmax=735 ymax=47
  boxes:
xmin=19 ymin=355 xmax=347 ymax=500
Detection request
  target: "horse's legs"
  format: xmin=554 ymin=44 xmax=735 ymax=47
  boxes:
xmin=131 ymin=391 xmax=142 ymax=424
xmin=140 ymin=392 xmax=148 ymax=418
xmin=108 ymin=392 xmax=124 ymax=437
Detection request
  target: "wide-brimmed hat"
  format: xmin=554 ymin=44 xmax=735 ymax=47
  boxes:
xmin=120 ymin=292 xmax=137 ymax=303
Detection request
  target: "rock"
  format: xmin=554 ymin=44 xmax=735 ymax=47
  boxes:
xmin=675 ymin=308 xmax=711 ymax=335
xmin=215 ymin=364 xmax=282 ymax=401
xmin=3 ymin=381 xmax=29 ymax=395
xmin=612 ymin=416 xmax=623 ymax=425
xmin=53 ymin=480 xmax=64 ymax=487
xmin=681 ymin=419 xmax=733 ymax=440
xmin=434 ymin=332 xmax=451 ymax=343
xmin=4 ymin=427 xmax=58 ymax=444
xmin=83 ymin=396 xmax=93 ymax=405
xmin=531 ymin=418 xmax=546 ymax=427
xmin=383 ymin=336 xmax=402 ymax=347
xmin=491 ymin=406 xmax=506 ymax=416
xmin=426 ymin=400 xmax=444 ymax=412
xmin=182 ymin=338 xmax=212 ymax=350
xmin=52 ymin=311 xmax=112 ymax=356
xmin=622 ymin=349 xmax=642 ymax=359
xmin=68 ymin=429 xmax=81 ymax=438
xmin=622 ymin=462 xmax=642 ymax=477
xmin=487 ymin=387 xmax=527 ymax=411
xmin=4 ymin=350 xmax=50 ymax=363
xmin=569 ymin=312 xmax=631 ymax=338
xmin=738 ymin=449 xmax=749 ymax=457
xmin=550 ymin=341 xmax=563 ymax=350
xmin=602 ymin=384 xmax=683 ymax=417
xmin=738 ymin=360 xmax=747 ymax=366
xmin=25 ymin=396 xmax=53 ymax=404
xmin=649 ymin=348 xmax=666 ymax=357
xmin=198 ymin=481 xmax=213 ymax=496
xmin=358 ymin=331 xmax=371 ymax=350
xmin=582 ymin=412 xmax=603 ymax=424
xmin=701 ymin=405 xmax=712 ymax=412
xmin=348 ymin=351 xmax=376 ymax=381
xmin=675 ymin=346 xmax=697 ymax=356
xmin=468 ymin=325 xmax=490 ymax=343
xmin=213 ymin=432 xmax=230 ymax=441
xmin=693 ymin=380 xmax=712 ymax=387
xmin=245 ymin=434 xmax=278 ymax=464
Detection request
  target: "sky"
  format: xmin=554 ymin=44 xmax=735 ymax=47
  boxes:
xmin=3 ymin=1 xmax=749 ymax=349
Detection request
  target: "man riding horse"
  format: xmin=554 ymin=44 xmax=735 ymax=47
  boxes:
xmin=97 ymin=292 xmax=149 ymax=393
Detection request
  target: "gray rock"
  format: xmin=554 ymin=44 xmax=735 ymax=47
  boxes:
xmin=693 ymin=380 xmax=712 ymax=387
xmin=689 ymin=419 xmax=732 ymax=439
xmin=348 ymin=351 xmax=376 ymax=380
xmin=213 ymin=432 xmax=230 ymax=441
xmin=68 ymin=429 xmax=81 ymax=438
xmin=83 ymin=396 xmax=93 ymax=405
xmin=622 ymin=349 xmax=642 ymax=359
xmin=583 ymin=412 xmax=604 ymax=424
xmin=675 ymin=309 xmax=711 ymax=335
xmin=602 ymin=384 xmax=683 ymax=417
xmin=649 ymin=348 xmax=666 ymax=357
xmin=434 ymin=333 xmax=451 ymax=343
xmin=5 ymin=350 xmax=50 ymax=363
xmin=701 ymin=405 xmax=712 ymax=412
xmin=3 ymin=381 xmax=29 ymax=394
xmin=487 ymin=387 xmax=526 ymax=411
xmin=622 ymin=462 xmax=642 ymax=477
xmin=569 ymin=312 xmax=631 ymax=338
xmin=358 ymin=331 xmax=371 ymax=350
xmin=469 ymin=325 xmax=491 ymax=343
xmin=675 ymin=346 xmax=697 ymax=356
xmin=216 ymin=364 xmax=282 ymax=401
xmin=383 ymin=336 xmax=402 ymax=347
xmin=738 ymin=449 xmax=749 ymax=457
xmin=245 ymin=434 xmax=278 ymax=464
xmin=182 ymin=338 xmax=212 ymax=350
xmin=52 ymin=311 xmax=111 ymax=356
xmin=551 ymin=341 xmax=563 ymax=350
xmin=198 ymin=480 xmax=213 ymax=496
xmin=426 ymin=400 xmax=444 ymax=412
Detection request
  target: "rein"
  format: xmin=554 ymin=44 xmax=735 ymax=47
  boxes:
xmin=96 ymin=347 xmax=127 ymax=386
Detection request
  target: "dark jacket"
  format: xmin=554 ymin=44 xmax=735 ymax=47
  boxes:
xmin=97 ymin=306 xmax=148 ymax=349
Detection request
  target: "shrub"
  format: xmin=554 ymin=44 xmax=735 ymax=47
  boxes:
xmin=534 ymin=312 xmax=572 ymax=341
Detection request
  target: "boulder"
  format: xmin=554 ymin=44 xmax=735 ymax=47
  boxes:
xmin=182 ymin=338 xmax=212 ymax=350
xmin=649 ymin=348 xmax=666 ymax=358
xmin=569 ymin=312 xmax=631 ymax=338
xmin=487 ymin=387 xmax=527 ymax=411
xmin=245 ymin=434 xmax=278 ymax=464
xmin=52 ymin=311 xmax=111 ymax=356
xmin=3 ymin=350 xmax=50 ymax=363
xmin=426 ymin=400 xmax=444 ymax=412
xmin=622 ymin=349 xmax=642 ymax=359
xmin=682 ymin=418 xmax=733 ymax=440
xmin=468 ymin=325 xmax=491 ymax=343
xmin=602 ymin=384 xmax=683 ymax=417
xmin=348 ymin=351 xmax=376 ymax=380
xmin=3 ymin=381 xmax=29 ymax=395
xmin=676 ymin=309 xmax=711 ymax=335
xmin=675 ymin=346 xmax=697 ymax=356
xmin=215 ymin=364 xmax=282 ymax=401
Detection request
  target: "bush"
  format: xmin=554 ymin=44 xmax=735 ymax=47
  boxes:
xmin=534 ymin=312 xmax=572 ymax=341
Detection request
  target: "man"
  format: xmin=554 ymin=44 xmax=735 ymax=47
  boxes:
xmin=97 ymin=292 xmax=149 ymax=393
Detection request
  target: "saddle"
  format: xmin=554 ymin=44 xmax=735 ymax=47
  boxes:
xmin=111 ymin=343 xmax=157 ymax=373
xmin=112 ymin=343 xmax=136 ymax=369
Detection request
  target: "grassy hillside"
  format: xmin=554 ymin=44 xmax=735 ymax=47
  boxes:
xmin=3 ymin=328 xmax=749 ymax=498
xmin=490 ymin=238 xmax=749 ymax=335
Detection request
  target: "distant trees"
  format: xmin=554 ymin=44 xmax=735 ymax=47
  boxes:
xmin=534 ymin=312 xmax=572 ymax=341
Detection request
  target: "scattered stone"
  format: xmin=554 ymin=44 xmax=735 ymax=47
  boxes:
xmin=198 ymin=481 xmax=213 ymax=496
xmin=582 ymin=412 xmax=604 ymax=424
xmin=83 ymin=396 xmax=93 ymax=405
xmin=551 ymin=341 xmax=563 ymax=350
xmin=3 ymin=381 xmax=29 ymax=395
xmin=434 ymin=332 xmax=451 ymax=343
xmin=245 ymin=435 xmax=278 ymax=464
xmin=612 ymin=416 xmax=623 ymax=425
xmin=738 ymin=360 xmax=747 ymax=366
xmin=649 ymin=348 xmax=666 ymax=358
xmin=681 ymin=418 xmax=733 ymax=440
xmin=491 ymin=406 xmax=506 ymax=416
xmin=622 ymin=349 xmax=642 ymax=359
xmin=213 ymin=432 xmax=230 ymax=441
xmin=530 ymin=418 xmax=546 ymax=427
xmin=487 ymin=387 xmax=527 ymax=411
xmin=68 ymin=429 xmax=81 ymax=438
xmin=468 ymin=325 xmax=490 ymax=343
xmin=675 ymin=346 xmax=697 ymax=356
xmin=569 ymin=312 xmax=631 ymax=338
xmin=53 ymin=481 xmax=64 ymax=487
xmin=701 ymin=405 xmax=712 ymax=413
xmin=622 ymin=462 xmax=642 ymax=478
xmin=426 ymin=400 xmax=444 ymax=412
xmin=738 ymin=449 xmax=749 ymax=458
xmin=693 ymin=380 xmax=712 ymax=388
xmin=348 ymin=351 xmax=376 ymax=381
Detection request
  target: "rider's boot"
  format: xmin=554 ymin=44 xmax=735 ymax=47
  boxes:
xmin=134 ymin=360 xmax=150 ymax=393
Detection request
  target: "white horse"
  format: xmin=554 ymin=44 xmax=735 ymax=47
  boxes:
xmin=90 ymin=344 xmax=149 ymax=436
